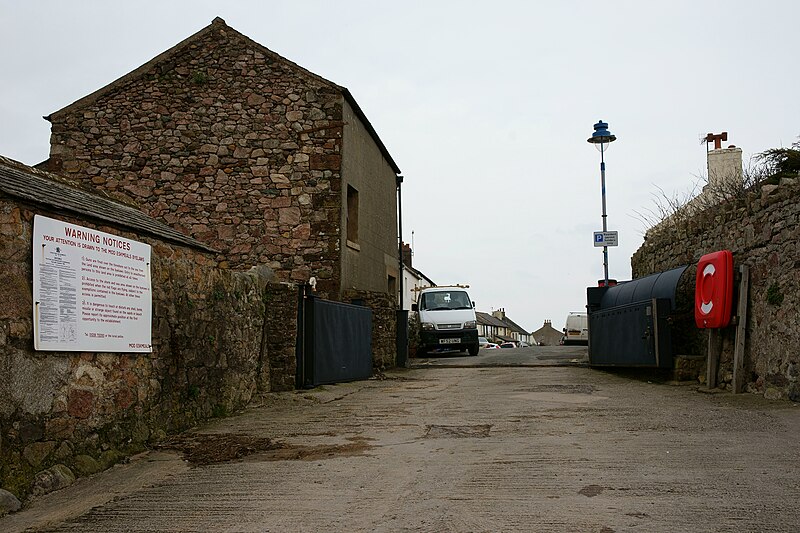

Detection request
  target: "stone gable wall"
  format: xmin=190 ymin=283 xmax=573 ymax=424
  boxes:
xmin=47 ymin=23 xmax=344 ymax=297
xmin=631 ymin=181 xmax=800 ymax=400
xmin=0 ymin=197 xmax=292 ymax=500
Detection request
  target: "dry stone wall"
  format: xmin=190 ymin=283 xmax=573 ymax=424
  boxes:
xmin=631 ymin=180 xmax=800 ymax=400
xmin=0 ymin=199 xmax=292 ymax=500
xmin=47 ymin=19 xmax=344 ymax=297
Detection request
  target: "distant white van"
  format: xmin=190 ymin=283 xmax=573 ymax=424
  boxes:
xmin=562 ymin=312 xmax=588 ymax=345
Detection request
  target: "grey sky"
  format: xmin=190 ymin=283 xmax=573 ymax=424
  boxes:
xmin=2 ymin=1 xmax=798 ymax=332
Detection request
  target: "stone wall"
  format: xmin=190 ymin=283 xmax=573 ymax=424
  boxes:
xmin=631 ymin=179 xmax=800 ymax=400
xmin=263 ymin=282 xmax=300 ymax=392
xmin=0 ymin=198 xmax=291 ymax=500
xmin=45 ymin=18 xmax=345 ymax=298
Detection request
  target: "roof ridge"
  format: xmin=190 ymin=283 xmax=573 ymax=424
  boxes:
xmin=46 ymin=17 xmax=340 ymax=122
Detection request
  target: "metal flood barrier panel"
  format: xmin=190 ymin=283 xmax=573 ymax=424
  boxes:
xmin=589 ymin=298 xmax=673 ymax=367
xmin=298 ymin=295 xmax=372 ymax=388
xmin=588 ymin=265 xmax=689 ymax=368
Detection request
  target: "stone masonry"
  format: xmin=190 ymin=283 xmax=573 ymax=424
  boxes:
xmin=45 ymin=17 xmax=361 ymax=298
xmin=0 ymin=183 xmax=293 ymax=500
xmin=343 ymin=289 xmax=398 ymax=370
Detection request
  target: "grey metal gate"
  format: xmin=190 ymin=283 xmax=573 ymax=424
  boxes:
xmin=587 ymin=265 xmax=689 ymax=368
xmin=297 ymin=292 xmax=372 ymax=388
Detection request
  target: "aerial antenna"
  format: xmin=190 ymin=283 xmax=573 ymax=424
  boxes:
xmin=411 ymin=230 xmax=415 ymax=257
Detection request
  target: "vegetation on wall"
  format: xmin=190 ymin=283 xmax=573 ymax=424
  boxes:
xmin=757 ymin=140 xmax=800 ymax=183
xmin=766 ymin=282 xmax=784 ymax=306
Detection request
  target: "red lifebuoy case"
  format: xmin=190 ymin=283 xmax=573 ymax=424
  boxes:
xmin=695 ymin=250 xmax=734 ymax=328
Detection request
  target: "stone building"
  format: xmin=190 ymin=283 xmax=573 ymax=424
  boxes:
xmin=43 ymin=17 xmax=402 ymax=301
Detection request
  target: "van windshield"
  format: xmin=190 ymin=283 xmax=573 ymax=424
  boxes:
xmin=420 ymin=291 xmax=472 ymax=311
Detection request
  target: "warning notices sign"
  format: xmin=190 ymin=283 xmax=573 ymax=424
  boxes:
xmin=32 ymin=215 xmax=152 ymax=352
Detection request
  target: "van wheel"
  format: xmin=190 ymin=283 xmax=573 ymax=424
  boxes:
xmin=468 ymin=344 xmax=479 ymax=357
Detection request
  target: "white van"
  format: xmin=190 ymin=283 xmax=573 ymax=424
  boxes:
xmin=562 ymin=312 xmax=588 ymax=345
xmin=412 ymin=286 xmax=479 ymax=356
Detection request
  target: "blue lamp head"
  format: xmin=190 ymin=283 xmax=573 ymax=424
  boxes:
xmin=587 ymin=120 xmax=616 ymax=144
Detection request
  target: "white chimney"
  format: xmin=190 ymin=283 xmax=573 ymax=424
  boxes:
xmin=704 ymin=132 xmax=743 ymax=193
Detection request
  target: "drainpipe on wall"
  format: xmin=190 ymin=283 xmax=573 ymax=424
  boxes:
xmin=396 ymin=174 xmax=408 ymax=367
xmin=396 ymin=174 xmax=404 ymax=307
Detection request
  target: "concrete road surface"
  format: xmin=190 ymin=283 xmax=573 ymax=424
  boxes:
xmin=3 ymin=365 xmax=799 ymax=532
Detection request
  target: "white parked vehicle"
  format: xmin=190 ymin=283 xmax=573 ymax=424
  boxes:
xmin=562 ymin=312 xmax=588 ymax=345
xmin=413 ymin=286 xmax=480 ymax=356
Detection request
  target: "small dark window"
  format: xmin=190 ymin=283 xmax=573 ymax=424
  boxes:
xmin=347 ymin=185 xmax=359 ymax=243
xmin=388 ymin=274 xmax=397 ymax=296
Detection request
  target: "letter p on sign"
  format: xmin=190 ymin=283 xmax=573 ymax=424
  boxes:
xmin=694 ymin=250 xmax=734 ymax=328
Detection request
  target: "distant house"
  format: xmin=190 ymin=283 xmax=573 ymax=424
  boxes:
xmin=532 ymin=319 xmax=563 ymax=346
xmin=400 ymin=243 xmax=435 ymax=311
xmin=493 ymin=309 xmax=533 ymax=345
xmin=477 ymin=311 xmax=505 ymax=341
xmin=477 ymin=308 xmax=533 ymax=344
xmin=42 ymin=17 xmax=401 ymax=302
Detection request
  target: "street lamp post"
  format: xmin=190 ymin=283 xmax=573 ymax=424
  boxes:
xmin=587 ymin=120 xmax=617 ymax=287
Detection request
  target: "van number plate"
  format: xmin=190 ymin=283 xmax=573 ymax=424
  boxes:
xmin=440 ymin=338 xmax=460 ymax=344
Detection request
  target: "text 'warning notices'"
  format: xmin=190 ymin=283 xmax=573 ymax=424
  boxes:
xmin=33 ymin=215 xmax=152 ymax=352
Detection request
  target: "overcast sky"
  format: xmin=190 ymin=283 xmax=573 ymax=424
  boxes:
xmin=2 ymin=1 xmax=798 ymax=333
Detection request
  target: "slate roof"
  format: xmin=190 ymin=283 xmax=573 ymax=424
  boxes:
xmin=531 ymin=323 xmax=563 ymax=337
xmin=0 ymin=155 xmax=215 ymax=252
xmin=45 ymin=17 xmax=401 ymax=175
xmin=500 ymin=316 xmax=531 ymax=336
xmin=476 ymin=311 xmax=508 ymax=328
xmin=404 ymin=263 xmax=436 ymax=287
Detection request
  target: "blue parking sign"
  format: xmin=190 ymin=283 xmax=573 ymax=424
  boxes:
xmin=593 ymin=231 xmax=618 ymax=247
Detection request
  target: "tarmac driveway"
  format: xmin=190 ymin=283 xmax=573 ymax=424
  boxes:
xmin=3 ymin=365 xmax=799 ymax=532
xmin=412 ymin=344 xmax=588 ymax=367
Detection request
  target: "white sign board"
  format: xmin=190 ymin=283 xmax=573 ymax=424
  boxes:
xmin=33 ymin=215 xmax=153 ymax=352
xmin=593 ymin=231 xmax=619 ymax=247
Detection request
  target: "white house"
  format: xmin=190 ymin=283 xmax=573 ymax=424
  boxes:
xmin=401 ymin=243 xmax=435 ymax=311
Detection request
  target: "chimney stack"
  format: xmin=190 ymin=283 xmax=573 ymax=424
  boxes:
xmin=705 ymin=132 xmax=743 ymax=193
xmin=402 ymin=242 xmax=412 ymax=268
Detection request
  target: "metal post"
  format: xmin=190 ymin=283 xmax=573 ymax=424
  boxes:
xmin=600 ymin=144 xmax=609 ymax=286
xmin=588 ymin=121 xmax=615 ymax=287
